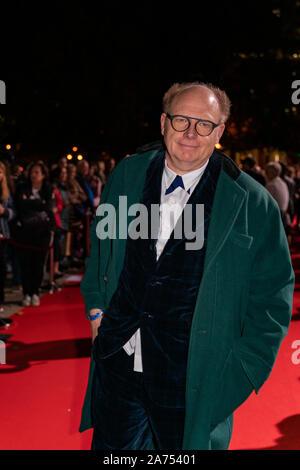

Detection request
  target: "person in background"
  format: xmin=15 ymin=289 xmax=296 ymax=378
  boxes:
xmin=51 ymin=166 xmax=71 ymax=271
xmin=265 ymin=162 xmax=291 ymax=244
xmin=50 ymin=156 xmax=68 ymax=173
xmin=76 ymin=160 xmax=94 ymax=211
xmin=52 ymin=180 xmax=64 ymax=277
xmin=65 ymin=163 xmax=89 ymax=264
xmin=88 ymin=163 xmax=103 ymax=209
xmin=241 ymin=157 xmax=266 ymax=186
xmin=291 ymin=165 xmax=300 ymax=229
xmin=96 ymin=159 xmax=107 ymax=186
xmin=107 ymin=157 xmax=116 ymax=174
xmin=279 ymin=162 xmax=296 ymax=230
xmin=0 ymin=161 xmax=15 ymax=322
xmin=57 ymin=156 xmax=68 ymax=171
xmin=67 ymin=163 xmax=88 ymax=225
xmin=14 ymin=162 xmax=54 ymax=306
xmin=52 ymin=167 xmax=70 ymax=233
xmin=2 ymin=163 xmax=21 ymax=291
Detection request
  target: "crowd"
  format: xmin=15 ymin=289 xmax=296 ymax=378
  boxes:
xmin=0 ymin=150 xmax=299 ymax=326
xmin=241 ymin=157 xmax=299 ymax=246
xmin=0 ymin=153 xmax=115 ymax=324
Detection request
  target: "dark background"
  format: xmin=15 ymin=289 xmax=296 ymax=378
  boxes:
xmin=0 ymin=0 xmax=299 ymax=165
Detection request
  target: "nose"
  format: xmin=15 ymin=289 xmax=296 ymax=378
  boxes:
xmin=184 ymin=121 xmax=198 ymax=138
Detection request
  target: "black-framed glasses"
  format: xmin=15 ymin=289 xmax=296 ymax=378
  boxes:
xmin=166 ymin=113 xmax=220 ymax=137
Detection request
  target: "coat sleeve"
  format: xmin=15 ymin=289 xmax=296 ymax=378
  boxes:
xmin=211 ymin=202 xmax=295 ymax=427
xmin=80 ymin=158 xmax=127 ymax=316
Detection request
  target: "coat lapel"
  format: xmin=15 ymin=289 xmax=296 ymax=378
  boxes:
xmin=203 ymin=168 xmax=247 ymax=274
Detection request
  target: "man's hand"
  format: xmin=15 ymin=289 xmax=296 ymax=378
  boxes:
xmin=89 ymin=309 xmax=103 ymax=343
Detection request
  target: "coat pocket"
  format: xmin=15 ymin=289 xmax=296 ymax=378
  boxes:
xmin=210 ymin=347 xmax=254 ymax=429
xmin=228 ymin=231 xmax=253 ymax=250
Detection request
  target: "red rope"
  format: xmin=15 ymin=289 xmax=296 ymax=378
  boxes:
xmin=0 ymin=237 xmax=53 ymax=252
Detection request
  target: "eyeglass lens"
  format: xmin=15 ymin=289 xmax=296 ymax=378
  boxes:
xmin=170 ymin=116 xmax=214 ymax=136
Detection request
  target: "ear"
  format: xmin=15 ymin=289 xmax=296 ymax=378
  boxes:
xmin=216 ymin=123 xmax=225 ymax=142
xmin=160 ymin=113 xmax=167 ymax=136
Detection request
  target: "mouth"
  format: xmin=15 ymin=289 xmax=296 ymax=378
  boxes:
xmin=178 ymin=143 xmax=198 ymax=149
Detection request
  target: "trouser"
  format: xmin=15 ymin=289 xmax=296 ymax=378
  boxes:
xmin=91 ymin=348 xmax=185 ymax=450
xmin=17 ymin=246 xmax=48 ymax=296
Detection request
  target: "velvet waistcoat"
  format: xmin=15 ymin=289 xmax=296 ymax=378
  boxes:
xmin=93 ymin=151 xmax=221 ymax=405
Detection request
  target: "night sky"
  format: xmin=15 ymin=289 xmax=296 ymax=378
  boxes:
xmin=1 ymin=0 xmax=299 ymax=163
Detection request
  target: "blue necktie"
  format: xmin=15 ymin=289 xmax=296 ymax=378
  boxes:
xmin=165 ymin=175 xmax=190 ymax=195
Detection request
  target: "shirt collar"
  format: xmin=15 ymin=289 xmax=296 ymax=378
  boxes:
xmin=164 ymin=158 xmax=209 ymax=193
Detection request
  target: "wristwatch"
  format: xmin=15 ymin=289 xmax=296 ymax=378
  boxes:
xmin=87 ymin=309 xmax=104 ymax=321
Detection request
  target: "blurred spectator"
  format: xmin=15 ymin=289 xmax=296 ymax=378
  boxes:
xmin=108 ymin=157 xmax=116 ymax=174
xmin=96 ymin=159 xmax=107 ymax=185
xmin=76 ymin=160 xmax=94 ymax=211
xmin=10 ymin=164 xmax=25 ymax=187
xmin=292 ymin=165 xmax=300 ymax=228
xmin=13 ymin=162 xmax=55 ymax=306
xmin=51 ymin=167 xmax=70 ymax=232
xmin=65 ymin=163 xmax=89 ymax=265
xmin=279 ymin=161 xmax=296 ymax=227
xmin=265 ymin=162 xmax=291 ymax=243
xmin=52 ymin=180 xmax=64 ymax=276
xmin=242 ymin=157 xmax=266 ymax=186
xmin=67 ymin=163 xmax=88 ymax=225
xmin=57 ymin=156 xmax=68 ymax=170
xmin=50 ymin=156 xmax=68 ymax=172
xmin=88 ymin=163 xmax=103 ymax=209
xmin=0 ymin=161 xmax=15 ymax=314
xmin=51 ymin=166 xmax=72 ymax=271
xmin=1 ymin=162 xmax=21 ymax=290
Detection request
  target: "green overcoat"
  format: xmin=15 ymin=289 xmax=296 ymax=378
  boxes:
xmin=79 ymin=149 xmax=294 ymax=450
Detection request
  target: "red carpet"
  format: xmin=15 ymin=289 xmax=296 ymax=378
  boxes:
xmin=0 ymin=279 xmax=93 ymax=450
xmin=229 ymin=236 xmax=300 ymax=450
xmin=1 ymin=238 xmax=300 ymax=450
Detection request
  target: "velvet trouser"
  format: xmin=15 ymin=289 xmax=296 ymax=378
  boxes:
xmin=91 ymin=348 xmax=185 ymax=450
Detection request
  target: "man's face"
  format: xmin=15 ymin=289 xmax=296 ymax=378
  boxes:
xmin=160 ymin=86 xmax=225 ymax=174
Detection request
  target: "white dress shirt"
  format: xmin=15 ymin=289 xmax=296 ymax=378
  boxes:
xmin=123 ymin=157 xmax=209 ymax=371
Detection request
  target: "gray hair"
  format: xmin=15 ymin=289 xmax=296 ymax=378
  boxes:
xmin=266 ymin=162 xmax=282 ymax=176
xmin=162 ymin=81 xmax=231 ymax=123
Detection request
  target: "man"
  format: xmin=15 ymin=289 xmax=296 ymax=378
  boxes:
xmin=79 ymin=82 xmax=294 ymax=450
xmin=265 ymin=161 xmax=291 ymax=243
xmin=241 ymin=156 xmax=266 ymax=186
xmin=265 ymin=162 xmax=289 ymax=216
